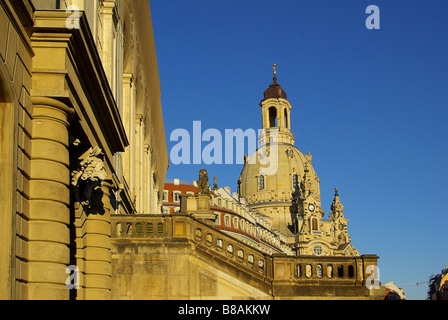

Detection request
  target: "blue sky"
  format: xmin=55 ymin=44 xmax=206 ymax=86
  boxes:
xmin=150 ymin=0 xmax=448 ymax=300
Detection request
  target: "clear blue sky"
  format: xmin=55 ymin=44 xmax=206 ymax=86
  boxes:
xmin=150 ymin=0 xmax=448 ymax=300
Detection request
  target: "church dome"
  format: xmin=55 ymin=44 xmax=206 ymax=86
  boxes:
xmin=263 ymin=77 xmax=288 ymax=101
xmin=239 ymin=145 xmax=320 ymax=199
xmin=238 ymin=144 xmax=322 ymax=236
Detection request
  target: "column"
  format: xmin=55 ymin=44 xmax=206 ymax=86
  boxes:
xmin=71 ymin=147 xmax=113 ymax=300
xmin=121 ymin=73 xmax=134 ymax=191
xmin=135 ymin=114 xmax=144 ymax=213
xmin=27 ymin=97 xmax=74 ymax=300
xmin=83 ymin=179 xmax=114 ymax=300
xmin=99 ymin=1 xmax=116 ymax=84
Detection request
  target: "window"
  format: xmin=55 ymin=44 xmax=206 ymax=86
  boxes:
xmin=217 ymin=239 xmax=223 ymax=249
xmin=327 ymin=265 xmax=334 ymax=278
xmin=162 ymin=190 xmax=168 ymax=202
xmin=313 ymin=245 xmax=323 ymax=256
xmin=233 ymin=217 xmax=238 ymax=228
xmin=248 ymin=255 xmax=254 ymax=265
xmin=136 ymin=223 xmax=143 ymax=237
xmin=227 ymin=244 xmax=234 ymax=254
xmin=348 ymin=265 xmax=355 ymax=278
xmin=224 ymin=215 xmax=231 ymax=227
xmin=259 ymin=175 xmax=265 ymax=190
xmin=206 ymin=234 xmax=213 ymax=246
xmin=293 ymin=174 xmax=299 ymax=189
xmin=147 ymin=223 xmax=154 ymax=236
xmin=317 ymin=265 xmax=323 ymax=279
xmin=306 ymin=265 xmax=312 ymax=278
xmin=157 ymin=223 xmax=164 ymax=236
xmin=173 ymin=191 xmax=181 ymax=202
xmin=269 ymin=107 xmax=277 ymax=128
xmin=214 ymin=213 xmax=220 ymax=225
xmin=338 ymin=265 xmax=344 ymax=278
xmin=296 ymin=265 xmax=301 ymax=277
xmin=311 ymin=218 xmax=319 ymax=231
xmin=218 ymin=198 xmax=222 ymax=207
xmin=237 ymin=250 xmax=244 ymax=259
xmin=284 ymin=108 xmax=289 ymax=129
xmin=195 ymin=228 xmax=202 ymax=240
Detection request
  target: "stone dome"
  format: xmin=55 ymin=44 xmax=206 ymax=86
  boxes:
xmin=238 ymin=143 xmax=322 ymax=235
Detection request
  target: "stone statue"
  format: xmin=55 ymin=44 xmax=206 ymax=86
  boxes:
xmin=71 ymin=146 xmax=108 ymax=207
xmin=197 ymin=169 xmax=210 ymax=195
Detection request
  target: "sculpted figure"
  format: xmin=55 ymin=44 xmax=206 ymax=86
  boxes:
xmin=72 ymin=147 xmax=108 ymax=207
xmin=197 ymin=169 xmax=210 ymax=195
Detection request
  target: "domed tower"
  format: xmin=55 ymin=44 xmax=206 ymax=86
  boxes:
xmin=238 ymin=65 xmax=359 ymax=257
xmin=238 ymin=65 xmax=323 ymax=241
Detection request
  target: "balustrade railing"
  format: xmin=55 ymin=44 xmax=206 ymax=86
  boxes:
xmin=111 ymin=215 xmax=375 ymax=285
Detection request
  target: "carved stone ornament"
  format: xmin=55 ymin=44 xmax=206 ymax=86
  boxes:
xmin=197 ymin=169 xmax=210 ymax=195
xmin=330 ymin=188 xmax=344 ymax=218
xmin=71 ymin=147 xmax=108 ymax=207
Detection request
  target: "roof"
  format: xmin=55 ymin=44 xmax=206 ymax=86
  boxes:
xmin=263 ymin=76 xmax=288 ymax=101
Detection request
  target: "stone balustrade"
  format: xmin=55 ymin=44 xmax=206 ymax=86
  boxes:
xmin=111 ymin=214 xmax=380 ymax=291
xmin=111 ymin=214 xmax=271 ymax=279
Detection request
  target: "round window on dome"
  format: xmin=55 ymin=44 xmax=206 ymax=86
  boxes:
xmin=313 ymin=245 xmax=323 ymax=256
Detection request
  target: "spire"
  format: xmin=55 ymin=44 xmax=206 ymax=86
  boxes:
xmin=213 ymin=176 xmax=218 ymax=191
xmin=331 ymin=188 xmax=344 ymax=218
xmin=300 ymin=162 xmax=312 ymax=198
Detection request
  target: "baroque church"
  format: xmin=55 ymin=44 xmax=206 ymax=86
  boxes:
xmin=0 ymin=0 xmax=388 ymax=300
xmin=238 ymin=65 xmax=360 ymax=258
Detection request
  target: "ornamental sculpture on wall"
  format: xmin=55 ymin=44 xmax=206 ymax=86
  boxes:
xmin=71 ymin=146 xmax=108 ymax=208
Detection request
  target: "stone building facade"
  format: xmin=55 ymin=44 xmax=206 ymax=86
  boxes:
xmin=0 ymin=0 xmax=168 ymax=300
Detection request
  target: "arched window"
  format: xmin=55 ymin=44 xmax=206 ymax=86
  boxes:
xmin=206 ymin=234 xmax=213 ymax=246
xmin=296 ymin=264 xmax=302 ymax=277
xmin=217 ymin=239 xmax=223 ymax=249
xmin=306 ymin=264 xmax=312 ymax=278
xmin=157 ymin=223 xmax=164 ymax=236
xmin=338 ymin=265 xmax=344 ymax=278
xmin=311 ymin=217 xmax=319 ymax=231
xmin=327 ymin=265 xmax=334 ymax=278
xmin=317 ymin=265 xmax=323 ymax=279
xmin=284 ymin=108 xmax=289 ymax=129
xmin=224 ymin=215 xmax=231 ymax=227
xmin=146 ymin=223 xmax=154 ymax=236
xmin=269 ymin=107 xmax=277 ymax=128
xmin=348 ymin=265 xmax=355 ymax=278
xmin=293 ymin=174 xmax=299 ymax=189
xmin=259 ymin=175 xmax=265 ymax=190
xmin=136 ymin=222 xmax=143 ymax=236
